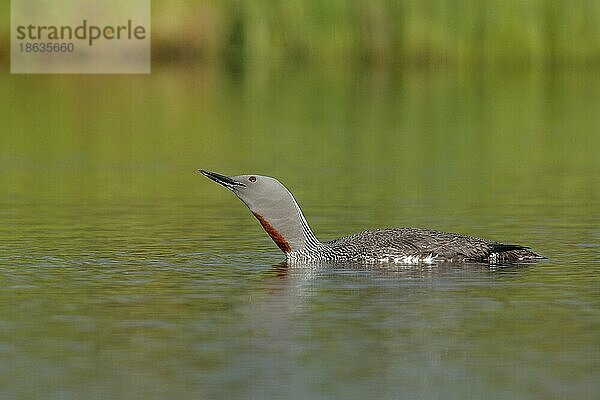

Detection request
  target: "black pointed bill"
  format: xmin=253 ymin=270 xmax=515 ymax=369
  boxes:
xmin=199 ymin=169 xmax=246 ymax=190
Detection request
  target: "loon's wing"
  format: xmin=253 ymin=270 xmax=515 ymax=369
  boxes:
xmin=326 ymin=228 xmax=543 ymax=263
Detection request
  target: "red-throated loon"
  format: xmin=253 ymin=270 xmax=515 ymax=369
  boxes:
xmin=199 ymin=170 xmax=544 ymax=264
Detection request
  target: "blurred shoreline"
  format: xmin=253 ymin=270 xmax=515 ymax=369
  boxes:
xmin=1 ymin=1 xmax=599 ymax=69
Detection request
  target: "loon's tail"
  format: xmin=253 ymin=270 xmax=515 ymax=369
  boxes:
xmin=490 ymin=243 xmax=545 ymax=263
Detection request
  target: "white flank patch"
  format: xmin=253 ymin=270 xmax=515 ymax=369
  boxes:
xmin=367 ymin=253 xmax=439 ymax=265
xmin=392 ymin=253 xmax=438 ymax=265
xmin=489 ymin=252 xmax=499 ymax=264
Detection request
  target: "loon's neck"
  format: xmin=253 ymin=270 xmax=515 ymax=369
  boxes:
xmin=249 ymin=191 xmax=321 ymax=254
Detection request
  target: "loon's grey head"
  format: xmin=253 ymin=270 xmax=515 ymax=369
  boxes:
xmin=199 ymin=169 xmax=317 ymax=253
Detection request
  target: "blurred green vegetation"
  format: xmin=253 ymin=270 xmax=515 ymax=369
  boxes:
xmin=154 ymin=0 xmax=600 ymax=68
xmin=2 ymin=1 xmax=600 ymax=68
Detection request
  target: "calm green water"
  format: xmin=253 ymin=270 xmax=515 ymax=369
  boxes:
xmin=1 ymin=68 xmax=599 ymax=399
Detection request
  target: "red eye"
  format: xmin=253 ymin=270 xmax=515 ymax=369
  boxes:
xmin=249 ymin=176 xmax=256 ymax=183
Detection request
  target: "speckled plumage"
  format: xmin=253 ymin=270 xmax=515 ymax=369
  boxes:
xmin=287 ymin=227 xmax=542 ymax=264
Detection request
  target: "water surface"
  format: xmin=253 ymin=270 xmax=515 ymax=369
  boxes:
xmin=1 ymin=68 xmax=599 ymax=399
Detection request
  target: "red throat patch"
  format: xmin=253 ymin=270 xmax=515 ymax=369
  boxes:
xmin=252 ymin=212 xmax=292 ymax=253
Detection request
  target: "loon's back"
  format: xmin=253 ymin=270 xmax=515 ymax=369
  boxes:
xmin=323 ymin=228 xmax=543 ymax=264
